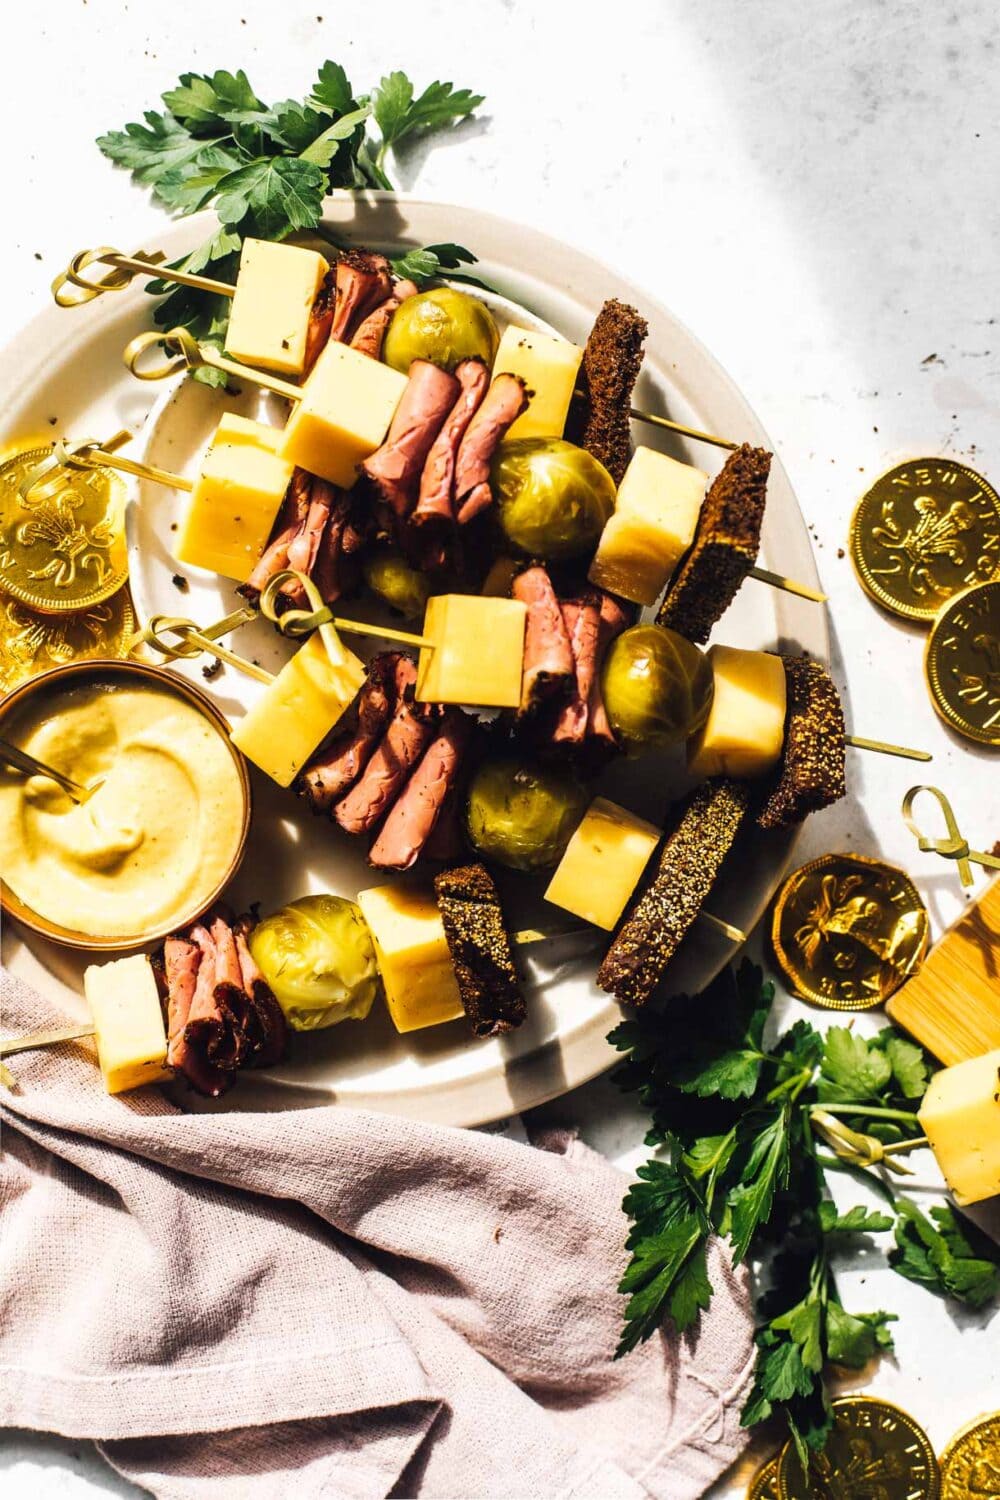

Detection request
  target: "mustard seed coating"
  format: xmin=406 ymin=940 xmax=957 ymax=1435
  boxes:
xmin=566 ymin=299 xmax=648 ymax=485
xmin=757 ymin=656 xmax=847 ymax=830
xmin=597 ymin=778 xmax=750 ymax=1007
xmin=434 ymin=862 xmax=526 ymax=1036
xmin=656 ymin=444 xmax=772 ymax=644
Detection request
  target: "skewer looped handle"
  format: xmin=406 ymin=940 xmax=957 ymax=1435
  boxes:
xmin=123 ymin=326 xmax=302 ymax=401
xmin=133 ymin=609 xmax=269 ymax=683
xmin=901 ymin=783 xmax=1000 ymax=888
xmin=53 ymin=247 xmax=235 ymax=308
xmin=259 ymin=571 xmax=435 ymax=650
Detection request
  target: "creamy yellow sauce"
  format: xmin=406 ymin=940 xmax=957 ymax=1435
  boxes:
xmin=0 ymin=683 xmax=244 ymax=939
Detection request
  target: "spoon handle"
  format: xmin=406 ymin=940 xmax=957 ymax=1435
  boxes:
xmin=0 ymin=740 xmax=87 ymax=802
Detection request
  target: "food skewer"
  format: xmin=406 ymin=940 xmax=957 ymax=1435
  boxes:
xmin=901 ymin=783 xmax=1000 ymax=888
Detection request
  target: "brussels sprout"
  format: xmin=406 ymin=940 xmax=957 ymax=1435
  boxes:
xmin=383 ymin=287 xmax=500 ymax=374
xmin=601 ymin=624 xmax=713 ymax=752
xmin=464 ymin=758 xmax=588 ymax=871
xmin=491 ymin=439 xmax=615 ymax=560
xmin=249 ymin=894 xmax=378 ymax=1031
xmin=363 ymin=551 xmax=431 ymax=619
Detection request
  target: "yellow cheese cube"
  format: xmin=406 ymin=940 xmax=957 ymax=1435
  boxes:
xmin=493 ymin=325 xmax=583 ymax=440
xmin=416 ymin=595 xmax=527 ymax=708
xmin=544 ymin=797 xmax=661 ymax=930
xmin=231 ymin=630 xmax=365 ymax=787
xmin=589 ymin=448 xmax=707 ymax=606
xmin=225 ymin=237 xmax=328 ymax=377
xmin=280 ymin=340 xmax=408 ymax=487
xmin=919 ymin=1049 xmax=1000 ymax=1206
xmin=687 ymin=645 xmax=787 ymax=780
xmin=83 ymin=954 xmax=170 ymax=1095
xmin=357 ymin=882 xmax=465 ymax=1033
xmin=174 ymin=414 xmax=294 ymax=583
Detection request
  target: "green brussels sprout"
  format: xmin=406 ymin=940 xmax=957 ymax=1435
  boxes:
xmin=383 ymin=287 xmax=499 ymax=374
xmin=464 ymin=758 xmax=588 ymax=871
xmin=249 ymin=894 xmax=378 ymax=1031
xmin=600 ymin=624 xmax=713 ymax=752
xmin=363 ymin=551 xmax=431 ymax=619
xmin=491 ymin=439 xmax=615 ymax=560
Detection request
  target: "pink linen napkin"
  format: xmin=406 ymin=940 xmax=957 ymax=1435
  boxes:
xmin=0 ymin=966 xmax=755 ymax=1499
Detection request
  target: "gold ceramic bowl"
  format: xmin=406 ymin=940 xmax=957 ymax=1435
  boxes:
xmin=0 ymin=658 xmax=251 ymax=950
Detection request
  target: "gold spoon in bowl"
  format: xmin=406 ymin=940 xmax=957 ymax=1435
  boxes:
xmin=0 ymin=738 xmax=99 ymax=804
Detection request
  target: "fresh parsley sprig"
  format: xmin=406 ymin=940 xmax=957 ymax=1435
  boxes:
xmin=97 ymin=64 xmax=485 ymax=381
xmin=609 ymin=960 xmax=1000 ymax=1466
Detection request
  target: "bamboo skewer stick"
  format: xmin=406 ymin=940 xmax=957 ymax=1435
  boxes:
xmin=846 ymin=735 xmax=933 ymax=764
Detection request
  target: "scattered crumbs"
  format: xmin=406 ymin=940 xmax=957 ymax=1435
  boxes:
xmin=202 ymin=659 xmax=223 ymax=681
xmin=33 ymin=252 xmax=42 ymax=261
xmin=493 ymin=1225 xmax=503 ymax=1243
xmin=48 ymin=416 xmax=58 ymax=426
xmin=252 ymin=658 xmax=262 ymax=668
xmin=281 ymin=338 xmax=290 ymax=350
xmin=169 ymin=522 xmax=177 ymax=532
xmin=837 ymin=547 xmax=845 ymax=559
xmin=171 ymin=573 xmax=189 ymax=592
xmin=921 ymin=352 xmax=942 ymax=366
xmin=873 ymin=425 xmax=879 ymax=433
xmin=233 ymin=515 xmax=241 ymax=523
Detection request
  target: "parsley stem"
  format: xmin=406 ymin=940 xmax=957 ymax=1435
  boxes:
xmin=804 ymin=1104 xmax=921 ymax=1125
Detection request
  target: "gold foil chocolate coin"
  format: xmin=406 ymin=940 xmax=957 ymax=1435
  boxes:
xmin=850 ymin=459 xmax=1000 ymax=623
xmin=771 ymin=853 xmax=929 ymax=1010
xmin=0 ymin=444 xmax=127 ymax=613
xmin=925 ymin=580 xmax=1000 ymax=746
xmin=939 ymin=1411 xmax=1000 ymax=1499
xmin=0 ymin=585 xmax=136 ymax=692
xmin=747 ymin=1455 xmax=780 ymax=1499
xmin=778 ymin=1397 xmax=940 ymax=1499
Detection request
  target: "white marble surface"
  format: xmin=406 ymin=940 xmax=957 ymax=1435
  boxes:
xmin=2 ymin=0 xmax=999 ymax=1494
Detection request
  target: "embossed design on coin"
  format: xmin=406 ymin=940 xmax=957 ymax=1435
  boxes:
xmin=851 ymin=460 xmax=1000 ymax=623
xmin=771 ymin=853 xmax=929 ymax=1010
xmin=748 ymin=1454 xmax=780 ymax=1499
xmin=938 ymin=1411 xmax=1000 ymax=1499
xmin=925 ymin=580 xmax=1000 ymax=746
xmin=0 ymin=444 xmax=127 ymax=612
xmin=0 ymin=586 xmax=136 ymax=691
xmin=778 ymin=1396 xmax=940 ymax=1499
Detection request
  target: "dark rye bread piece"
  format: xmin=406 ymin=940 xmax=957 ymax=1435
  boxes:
xmin=656 ymin=444 xmax=772 ymax=644
xmin=757 ymin=656 xmax=847 ymax=830
xmin=566 ymin=299 xmax=648 ymax=485
xmin=597 ymin=778 xmax=750 ymax=1007
xmin=434 ymin=862 xmax=526 ymax=1036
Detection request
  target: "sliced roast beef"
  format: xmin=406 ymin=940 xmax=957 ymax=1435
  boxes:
xmin=552 ymin=594 xmax=602 ymax=744
xmin=311 ymin=485 xmax=366 ymax=605
xmin=241 ymin=467 xmax=313 ymax=599
xmin=298 ymin=652 xmax=403 ymax=811
xmin=413 ymin=358 xmax=491 ymax=526
xmin=512 ymin=565 xmax=575 ymax=714
xmin=421 ymin=786 xmax=465 ymax=862
xmin=329 ymin=250 xmax=393 ymax=344
xmin=587 ymin=591 xmax=632 ymax=743
xmin=333 ymin=658 xmax=437 ymax=834
xmin=164 ymin=936 xmax=199 ymax=1070
xmin=361 ymin=360 xmax=460 ymax=517
xmin=304 ymin=267 xmax=336 ymax=371
xmin=369 ymin=710 xmax=472 ymax=870
xmin=232 ymin=917 xmax=287 ymax=1067
xmin=349 ymin=297 xmax=399 ymax=359
xmin=454 ymin=373 xmax=529 ymax=524
xmin=173 ymin=924 xmax=233 ymax=1097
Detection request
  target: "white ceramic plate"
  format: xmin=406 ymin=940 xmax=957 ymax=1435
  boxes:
xmin=0 ymin=195 xmax=827 ymax=1126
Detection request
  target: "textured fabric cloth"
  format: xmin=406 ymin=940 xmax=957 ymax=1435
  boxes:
xmin=0 ymin=966 xmax=755 ymax=1499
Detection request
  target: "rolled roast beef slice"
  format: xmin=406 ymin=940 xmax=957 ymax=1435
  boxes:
xmin=512 ymin=565 xmax=575 ymax=714
xmin=362 ymin=360 xmax=461 ymax=518
xmin=587 ymin=591 xmax=632 ymax=743
xmin=233 ymin=919 xmax=287 ymax=1067
xmin=368 ymin=710 xmax=472 ymax=871
xmin=172 ymin=925 xmax=233 ymax=1097
xmin=350 ymin=298 xmax=399 ymax=359
xmin=164 ymin=936 xmax=200 ymax=1067
xmin=329 ymin=250 xmax=393 ymax=344
xmin=552 ymin=594 xmax=602 ymax=744
xmin=413 ymin=358 xmax=490 ymax=525
xmin=304 ymin=268 xmax=336 ymax=371
xmin=454 ymin=373 xmax=529 ymax=524
xmin=242 ymin=467 xmax=313 ymax=598
xmin=332 ymin=658 xmax=435 ymax=835
xmin=298 ymin=651 xmax=402 ymax=810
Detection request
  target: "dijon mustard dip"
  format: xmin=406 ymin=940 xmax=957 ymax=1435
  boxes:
xmin=0 ymin=681 xmax=244 ymax=939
